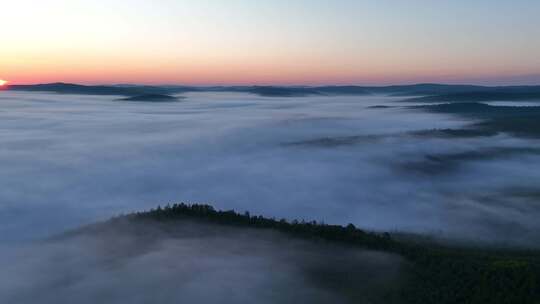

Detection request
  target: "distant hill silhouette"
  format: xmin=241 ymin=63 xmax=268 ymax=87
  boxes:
xmin=7 ymin=82 xmax=198 ymax=96
xmin=118 ymin=94 xmax=179 ymax=102
xmin=417 ymin=102 xmax=540 ymax=137
xmin=408 ymin=92 xmax=540 ymax=102
xmin=8 ymin=82 xmax=160 ymax=96
xmin=7 ymin=82 xmax=540 ymax=98
xmin=313 ymin=86 xmax=371 ymax=95
xmin=246 ymin=86 xmax=322 ymax=97
xmin=365 ymin=83 xmax=490 ymax=96
xmin=404 ymin=87 xmax=540 ymax=102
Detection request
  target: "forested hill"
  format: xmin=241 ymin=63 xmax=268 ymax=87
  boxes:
xmin=84 ymin=203 xmax=540 ymax=304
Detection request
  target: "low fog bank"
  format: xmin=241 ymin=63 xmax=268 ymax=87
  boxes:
xmin=0 ymin=218 xmax=405 ymax=304
xmin=1 ymin=91 xmax=540 ymax=247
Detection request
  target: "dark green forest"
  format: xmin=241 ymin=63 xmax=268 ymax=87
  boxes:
xmin=115 ymin=203 xmax=540 ymax=304
xmin=415 ymin=102 xmax=540 ymax=138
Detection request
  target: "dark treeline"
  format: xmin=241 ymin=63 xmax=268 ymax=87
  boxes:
xmin=120 ymin=203 xmax=540 ymax=304
xmin=126 ymin=203 xmax=393 ymax=249
xmin=9 ymin=82 xmax=540 ymax=98
xmin=117 ymin=94 xmax=179 ymax=102
xmin=417 ymin=102 xmax=540 ymax=138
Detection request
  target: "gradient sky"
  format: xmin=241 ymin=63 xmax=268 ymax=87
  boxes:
xmin=1 ymin=0 xmax=540 ymax=85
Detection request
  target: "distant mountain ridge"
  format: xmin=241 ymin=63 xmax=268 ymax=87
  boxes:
xmin=7 ymin=82 xmax=182 ymax=96
xmin=118 ymin=94 xmax=180 ymax=102
xmin=5 ymin=82 xmax=540 ymax=98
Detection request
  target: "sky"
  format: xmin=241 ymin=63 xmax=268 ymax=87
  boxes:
xmin=1 ymin=0 xmax=540 ymax=85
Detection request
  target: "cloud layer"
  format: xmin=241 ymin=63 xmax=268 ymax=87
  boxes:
xmin=1 ymin=91 xmax=540 ymax=246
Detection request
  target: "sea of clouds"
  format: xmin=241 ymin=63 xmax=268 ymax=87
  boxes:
xmin=1 ymin=91 xmax=540 ymax=246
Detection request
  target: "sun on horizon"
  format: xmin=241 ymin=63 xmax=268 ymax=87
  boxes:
xmin=0 ymin=80 xmax=7 ymax=86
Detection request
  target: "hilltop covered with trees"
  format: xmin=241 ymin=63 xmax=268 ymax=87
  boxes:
xmin=98 ymin=203 xmax=540 ymax=304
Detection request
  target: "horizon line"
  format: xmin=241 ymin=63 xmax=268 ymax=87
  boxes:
xmin=6 ymin=81 xmax=540 ymax=88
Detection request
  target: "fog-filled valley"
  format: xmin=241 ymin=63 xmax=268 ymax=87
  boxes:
xmin=5 ymin=0 xmax=540 ymax=301
xmin=2 ymin=89 xmax=540 ymax=303
xmin=2 ymin=90 xmax=540 ymax=245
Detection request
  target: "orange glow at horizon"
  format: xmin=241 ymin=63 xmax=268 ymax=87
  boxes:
xmin=2 ymin=1 xmax=540 ymax=86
